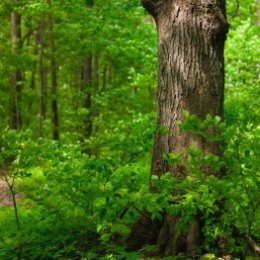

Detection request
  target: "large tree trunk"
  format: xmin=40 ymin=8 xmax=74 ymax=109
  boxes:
xmin=47 ymin=0 xmax=59 ymax=141
xmin=128 ymin=0 xmax=228 ymax=256
xmin=10 ymin=4 xmax=22 ymax=130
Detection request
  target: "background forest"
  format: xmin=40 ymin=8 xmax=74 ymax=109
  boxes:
xmin=0 ymin=0 xmax=259 ymax=259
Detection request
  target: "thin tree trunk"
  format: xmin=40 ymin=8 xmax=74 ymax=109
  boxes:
xmin=30 ymin=34 xmax=38 ymax=96
xmin=80 ymin=1 xmax=94 ymax=142
xmin=93 ymin=54 xmax=100 ymax=156
xmin=128 ymin=0 xmax=228 ymax=256
xmin=10 ymin=3 xmax=22 ymax=130
xmin=37 ymin=19 xmax=46 ymax=137
xmin=257 ymin=0 xmax=260 ymax=25
xmin=131 ymin=86 xmax=137 ymax=96
xmin=94 ymin=54 xmax=99 ymax=91
xmin=47 ymin=0 xmax=59 ymax=140
xmin=148 ymin=85 xmax=155 ymax=99
xmin=102 ymin=63 xmax=107 ymax=92
xmin=107 ymin=66 xmax=112 ymax=85
xmin=1 ymin=170 xmax=23 ymax=260
xmin=26 ymin=29 xmax=38 ymax=126
xmin=82 ymin=55 xmax=93 ymax=139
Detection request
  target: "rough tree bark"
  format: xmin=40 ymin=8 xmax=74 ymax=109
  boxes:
xmin=127 ymin=0 xmax=228 ymax=256
xmin=10 ymin=2 xmax=22 ymax=130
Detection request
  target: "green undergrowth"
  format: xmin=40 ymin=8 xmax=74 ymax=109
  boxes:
xmin=0 ymin=102 xmax=259 ymax=259
xmin=0 ymin=0 xmax=259 ymax=259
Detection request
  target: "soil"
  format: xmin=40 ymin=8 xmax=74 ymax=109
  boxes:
xmin=0 ymin=180 xmax=13 ymax=206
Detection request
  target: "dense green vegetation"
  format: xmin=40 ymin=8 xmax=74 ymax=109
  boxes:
xmin=0 ymin=0 xmax=259 ymax=259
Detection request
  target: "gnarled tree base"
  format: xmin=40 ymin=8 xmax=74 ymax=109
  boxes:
xmin=126 ymin=214 xmax=203 ymax=257
xmin=126 ymin=212 xmax=163 ymax=252
xmin=127 ymin=213 xmax=260 ymax=259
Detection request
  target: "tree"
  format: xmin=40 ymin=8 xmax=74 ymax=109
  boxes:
xmin=81 ymin=1 xmax=94 ymax=142
xmin=128 ymin=0 xmax=228 ymax=256
xmin=82 ymin=54 xmax=93 ymax=139
xmin=10 ymin=0 xmax=22 ymax=130
xmin=47 ymin=0 xmax=59 ymax=140
xmin=37 ymin=19 xmax=46 ymax=137
xmin=257 ymin=0 xmax=260 ymax=25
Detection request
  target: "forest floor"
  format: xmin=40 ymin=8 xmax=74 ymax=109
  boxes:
xmin=0 ymin=180 xmax=12 ymax=206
